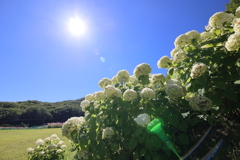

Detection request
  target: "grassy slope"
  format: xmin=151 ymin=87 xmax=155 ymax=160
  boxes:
xmin=0 ymin=128 xmax=75 ymax=160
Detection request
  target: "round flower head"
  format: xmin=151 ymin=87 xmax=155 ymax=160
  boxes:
xmin=157 ymin=56 xmax=171 ymax=68
xmin=151 ymin=74 xmax=165 ymax=85
xmin=173 ymin=50 xmax=187 ymax=63
xmin=85 ymin=94 xmax=94 ymax=102
xmin=200 ymin=32 xmax=213 ymax=41
xmin=39 ymin=151 xmax=45 ymax=156
xmin=209 ymin=12 xmax=234 ymax=28
xmin=111 ymin=75 xmax=119 ymax=85
xmin=104 ymin=85 xmax=122 ymax=99
xmin=165 ymin=84 xmax=185 ymax=99
xmin=133 ymin=63 xmax=152 ymax=78
xmin=129 ymin=75 xmax=138 ymax=85
xmin=140 ymin=88 xmax=155 ymax=100
xmin=225 ymin=33 xmax=240 ymax=51
xmin=56 ymin=149 xmax=62 ymax=153
xmin=102 ymin=127 xmax=114 ymax=139
xmin=80 ymin=100 xmax=90 ymax=112
xmin=27 ymin=148 xmax=34 ymax=153
xmin=62 ymin=117 xmax=86 ymax=139
xmin=186 ymin=94 xmax=212 ymax=111
xmin=190 ymin=63 xmax=208 ymax=79
xmin=167 ymin=79 xmax=182 ymax=86
xmin=233 ymin=18 xmax=240 ymax=33
xmin=123 ymin=89 xmax=138 ymax=101
xmin=236 ymin=6 xmax=240 ymax=18
xmin=185 ymin=30 xmax=201 ymax=41
xmin=174 ymin=34 xmax=191 ymax=48
xmin=61 ymin=145 xmax=67 ymax=149
xmin=44 ymin=137 xmax=51 ymax=143
xmin=78 ymin=150 xmax=88 ymax=160
xmin=116 ymin=70 xmax=130 ymax=83
xmin=134 ymin=113 xmax=150 ymax=127
xmin=57 ymin=141 xmax=64 ymax=147
xmin=93 ymin=91 xmax=105 ymax=101
xmin=170 ymin=48 xmax=180 ymax=58
xmin=98 ymin=78 xmax=112 ymax=90
xmin=36 ymin=139 xmax=44 ymax=146
xmin=50 ymin=134 xmax=59 ymax=141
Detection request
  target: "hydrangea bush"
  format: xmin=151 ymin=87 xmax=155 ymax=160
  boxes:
xmin=27 ymin=134 xmax=67 ymax=160
xmin=62 ymin=6 xmax=240 ymax=160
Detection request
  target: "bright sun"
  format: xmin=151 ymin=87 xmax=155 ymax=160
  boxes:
xmin=68 ymin=17 xmax=86 ymax=36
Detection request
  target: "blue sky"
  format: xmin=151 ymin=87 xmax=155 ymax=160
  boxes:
xmin=0 ymin=0 xmax=229 ymax=102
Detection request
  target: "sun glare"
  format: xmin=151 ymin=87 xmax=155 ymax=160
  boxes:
xmin=68 ymin=17 xmax=86 ymax=36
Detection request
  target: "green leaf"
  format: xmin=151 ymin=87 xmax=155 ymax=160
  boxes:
xmin=140 ymin=148 xmax=146 ymax=156
xmin=129 ymin=138 xmax=138 ymax=150
xmin=211 ymin=94 xmax=223 ymax=106
xmin=124 ymin=124 xmax=132 ymax=136
xmin=134 ymin=128 xmax=142 ymax=137
xmin=195 ymin=76 xmax=207 ymax=86
xmin=179 ymin=122 xmax=188 ymax=132
xmin=212 ymin=54 xmax=221 ymax=63
xmin=133 ymin=151 xmax=139 ymax=160
xmin=215 ymin=81 xmax=227 ymax=90
xmin=169 ymin=115 xmax=179 ymax=128
xmin=178 ymin=133 xmax=189 ymax=145
xmin=111 ymin=143 xmax=118 ymax=153
xmin=138 ymin=75 xmax=150 ymax=85
xmin=168 ymin=68 xmax=174 ymax=76
xmin=144 ymin=154 xmax=151 ymax=160
xmin=224 ymin=90 xmax=238 ymax=102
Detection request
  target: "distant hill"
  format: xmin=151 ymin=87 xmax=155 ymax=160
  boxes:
xmin=0 ymin=98 xmax=85 ymax=126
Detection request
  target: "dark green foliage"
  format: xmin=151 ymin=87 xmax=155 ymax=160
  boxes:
xmin=226 ymin=0 xmax=240 ymax=13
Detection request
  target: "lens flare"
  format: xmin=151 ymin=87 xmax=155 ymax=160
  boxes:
xmin=100 ymin=57 xmax=105 ymax=62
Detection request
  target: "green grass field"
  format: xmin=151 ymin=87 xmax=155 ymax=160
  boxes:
xmin=0 ymin=128 xmax=76 ymax=160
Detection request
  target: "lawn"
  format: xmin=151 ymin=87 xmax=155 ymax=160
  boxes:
xmin=0 ymin=128 xmax=76 ymax=160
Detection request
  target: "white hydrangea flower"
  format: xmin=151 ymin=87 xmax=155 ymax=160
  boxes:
xmin=134 ymin=113 xmax=150 ymax=127
xmin=39 ymin=151 xmax=45 ymax=155
xmin=233 ymin=18 xmax=240 ymax=33
xmin=186 ymin=94 xmax=212 ymax=111
xmin=167 ymin=79 xmax=182 ymax=86
xmin=209 ymin=12 xmax=234 ymax=28
xmin=27 ymin=148 xmax=34 ymax=153
xmin=190 ymin=63 xmax=208 ymax=79
xmin=56 ymin=149 xmax=62 ymax=153
xmin=200 ymin=32 xmax=213 ymax=41
xmin=93 ymin=91 xmax=105 ymax=101
xmin=93 ymin=101 xmax=100 ymax=108
xmin=173 ymin=49 xmax=187 ymax=63
xmin=50 ymin=134 xmax=59 ymax=141
xmin=236 ymin=6 xmax=240 ymax=18
xmin=133 ymin=63 xmax=152 ymax=78
xmin=157 ymin=56 xmax=171 ymax=68
xmin=61 ymin=145 xmax=67 ymax=149
xmin=185 ymin=30 xmax=201 ymax=41
xmin=80 ymin=100 xmax=90 ymax=112
xmin=129 ymin=75 xmax=138 ymax=85
xmin=85 ymin=94 xmax=94 ymax=102
xmin=36 ymin=139 xmax=44 ymax=146
xmin=104 ymin=85 xmax=122 ymax=99
xmin=57 ymin=141 xmax=64 ymax=147
xmin=111 ymin=75 xmax=119 ymax=85
xmin=151 ymin=74 xmax=165 ymax=85
xmin=98 ymin=78 xmax=112 ymax=90
xmin=78 ymin=150 xmax=88 ymax=160
xmin=44 ymin=137 xmax=51 ymax=143
xmin=225 ymin=33 xmax=240 ymax=51
xmin=102 ymin=127 xmax=114 ymax=139
xmin=123 ymin=89 xmax=138 ymax=101
xmin=140 ymin=88 xmax=155 ymax=100
xmin=165 ymin=84 xmax=185 ymax=98
xmin=62 ymin=117 xmax=86 ymax=139
xmin=47 ymin=144 xmax=57 ymax=150
xmin=117 ymin=70 xmax=130 ymax=83
xmin=170 ymin=48 xmax=180 ymax=58
xmin=174 ymin=34 xmax=191 ymax=48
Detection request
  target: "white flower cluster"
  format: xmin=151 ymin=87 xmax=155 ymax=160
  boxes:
xmin=186 ymin=94 xmax=212 ymax=111
xmin=140 ymin=88 xmax=155 ymax=100
xmin=78 ymin=150 xmax=88 ymax=160
xmin=185 ymin=30 xmax=201 ymax=41
xmin=236 ymin=6 xmax=240 ymax=18
xmin=200 ymin=32 xmax=213 ymax=41
xmin=123 ymin=89 xmax=138 ymax=101
xmin=157 ymin=56 xmax=171 ymax=68
xmin=173 ymin=49 xmax=187 ymax=63
xmin=190 ymin=63 xmax=208 ymax=79
xmin=62 ymin=117 xmax=86 ymax=139
xmin=209 ymin=12 xmax=234 ymax=28
xmin=174 ymin=34 xmax=191 ymax=48
xmin=134 ymin=113 xmax=150 ymax=127
xmin=80 ymin=100 xmax=90 ymax=112
xmin=98 ymin=78 xmax=112 ymax=90
xmin=102 ymin=127 xmax=114 ymax=139
xmin=167 ymin=79 xmax=182 ymax=86
xmin=104 ymin=85 xmax=122 ymax=99
xmin=111 ymin=76 xmax=119 ymax=85
xmin=93 ymin=91 xmax=105 ymax=101
xmin=165 ymin=82 xmax=185 ymax=99
xmin=27 ymin=134 xmax=67 ymax=159
xmin=117 ymin=70 xmax=130 ymax=83
xmin=133 ymin=63 xmax=152 ymax=78
xmin=233 ymin=18 xmax=240 ymax=33
xmin=129 ymin=75 xmax=138 ymax=85
xmin=151 ymin=74 xmax=165 ymax=85
xmin=225 ymin=33 xmax=240 ymax=51
xmin=85 ymin=94 xmax=94 ymax=102
xmin=170 ymin=48 xmax=180 ymax=58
